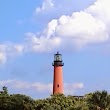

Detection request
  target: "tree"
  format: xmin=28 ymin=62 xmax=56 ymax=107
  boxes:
xmin=35 ymin=94 xmax=76 ymax=110
xmin=2 ymin=86 xmax=8 ymax=95
xmin=1 ymin=86 xmax=110 ymax=110
xmin=87 ymin=90 xmax=110 ymax=110
xmin=0 ymin=87 xmax=35 ymax=110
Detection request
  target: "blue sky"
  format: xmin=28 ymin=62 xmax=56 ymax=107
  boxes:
xmin=0 ymin=0 xmax=110 ymax=99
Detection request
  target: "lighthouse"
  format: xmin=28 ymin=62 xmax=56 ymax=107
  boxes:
xmin=52 ymin=52 xmax=64 ymax=94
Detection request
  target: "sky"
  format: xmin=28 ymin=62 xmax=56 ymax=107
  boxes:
xmin=0 ymin=0 xmax=110 ymax=99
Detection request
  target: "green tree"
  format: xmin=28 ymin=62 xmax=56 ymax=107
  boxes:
xmin=2 ymin=86 xmax=8 ymax=95
xmin=0 ymin=87 xmax=35 ymax=110
xmin=87 ymin=90 xmax=110 ymax=110
xmin=35 ymin=94 xmax=76 ymax=110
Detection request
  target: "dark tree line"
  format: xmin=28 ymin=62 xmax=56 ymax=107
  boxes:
xmin=0 ymin=86 xmax=110 ymax=110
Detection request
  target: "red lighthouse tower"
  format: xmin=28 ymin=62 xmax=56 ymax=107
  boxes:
xmin=52 ymin=52 xmax=64 ymax=94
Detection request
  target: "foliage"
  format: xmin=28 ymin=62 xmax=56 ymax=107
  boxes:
xmin=0 ymin=87 xmax=35 ymax=110
xmin=87 ymin=90 xmax=110 ymax=110
xmin=0 ymin=87 xmax=110 ymax=110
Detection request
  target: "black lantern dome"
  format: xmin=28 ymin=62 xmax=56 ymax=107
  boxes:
xmin=52 ymin=51 xmax=64 ymax=66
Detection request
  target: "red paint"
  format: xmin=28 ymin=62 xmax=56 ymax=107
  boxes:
xmin=53 ymin=66 xmax=63 ymax=94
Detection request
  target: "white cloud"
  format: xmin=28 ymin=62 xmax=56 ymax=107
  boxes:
xmin=86 ymin=0 xmax=110 ymax=23
xmin=34 ymin=0 xmax=95 ymax=25
xmin=0 ymin=79 xmax=53 ymax=92
xmin=13 ymin=44 xmax=24 ymax=54
xmin=64 ymin=83 xmax=84 ymax=94
xmin=1 ymin=0 xmax=110 ymax=64
xmin=36 ymin=0 xmax=110 ymax=49
xmin=0 ymin=43 xmax=24 ymax=64
xmin=0 ymin=44 xmax=7 ymax=64
xmin=0 ymin=52 xmax=7 ymax=64
xmin=25 ymin=32 xmax=61 ymax=53
xmin=36 ymin=0 xmax=54 ymax=13
xmin=0 ymin=79 xmax=15 ymax=86
xmin=44 ymin=19 xmax=58 ymax=38
xmin=0 ymin=79 xmax=84 ymax=95
xmin=55 ymin=12 xmax=108 ymax=47
xmin=32 ymin=82 xmax=52 ymax=92
xmin=26 ymin=0 xmax=110 ymax=52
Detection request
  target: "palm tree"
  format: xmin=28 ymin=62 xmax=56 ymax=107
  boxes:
xmin=87 ymin=90 xmax=110 ymax=110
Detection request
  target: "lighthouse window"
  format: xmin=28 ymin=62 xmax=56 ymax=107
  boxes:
xmin=54 ymin=55 xmax=62 ymax=61
xmin=57 ymin=84 xmax=59 ymax=87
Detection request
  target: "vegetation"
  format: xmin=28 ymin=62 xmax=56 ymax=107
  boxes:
xmin=0 ymin=86 xmax=110 ymax=110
